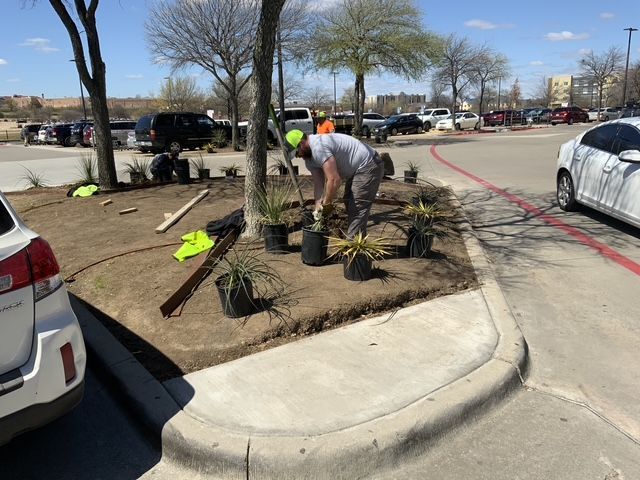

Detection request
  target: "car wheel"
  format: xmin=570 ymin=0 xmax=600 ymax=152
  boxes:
xmin=423 ymin=122 xmax=431 ymax=132
xmin=474 ymin=122 xmax=480 ymax=130
xmin=551 ymin=122 xmax=556 ymax=126
xmin=604 ymin=116 xmax=609 ymax=122
xmin=454 ymin=123 xmax=461 ymax=131
xmin=416 ymin=126 xmax=423 ymax=134
xmin=63 ymin=137 xmax=74 ymax=147
xmin=167 ymin=140 xmax=182 ymax=152
xmin=557 ymin=171 xmax=579 ymax=212
xmin=391 ymin=128 xmax=398 ymax=136
xmin=568 ymin=117 xmax=574 ymax=125
xmin=361 ymin=126 xmax=369 ymax=136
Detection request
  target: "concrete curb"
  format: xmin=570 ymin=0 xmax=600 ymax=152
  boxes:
xmin=73 ymin=186 xmax=528 ymax=479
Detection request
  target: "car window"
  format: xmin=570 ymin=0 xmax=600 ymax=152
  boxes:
xmin=197 ymin=115 xmax=214 ymax=126
xmin=435 ymin=110 xmax=448 ymax=116
xmin=176 ymin=114 xmax=194 ymax=127
xmin=613 ymin=125 xmax=640 ymax=155
xmin=154 ymin=115 xmax=173 ymax=127
xmin=293 ymin=110 xmax=310 ymax=120
xmin=580 ymin=124 xmax=619 ymax=152
xmin=0 ymin=201 xmax=14 ymax=236
xmin=464 ymin=113 xmax=474 ymax=118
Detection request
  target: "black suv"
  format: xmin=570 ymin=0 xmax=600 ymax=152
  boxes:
xmin=20 ymin=124 xmax=41 ymax=142
xmin=373 ymin=114 xmax=423 ymax=136
xmin=134 ymin=112 xmax=232 ymax=153
xmin=69 ymin=120 xmax=93 ymax=147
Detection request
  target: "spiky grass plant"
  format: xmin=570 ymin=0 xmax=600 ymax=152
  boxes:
xmin=413 ymin=185 xmax=451 ymax=206
xmin=211 ymin=129 xmax=228 ymax=148
xmin=20 ymin=166 xmax=48 ymax=189
xmin=76 ymin=152 xmax=98 ymax=184
xmin=404 ymin=200 xmax=449 ymax=223
xmin=405 ymin=160 xmax=420 ymax=174
xmin=123 ymin=157 xmax=151 ymax=180
xmin=219 ymin=163 xmax=242 ymax=175
xmin=256 ymin=181 xmax=293 ymax=225
xmin=329 ymin=233 xmax=391 ymax=266
xmin=190 ymin=153 xmax=207 ymax=171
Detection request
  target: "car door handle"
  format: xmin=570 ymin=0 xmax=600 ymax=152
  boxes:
xmin=603 ymin=164 xmax=613 ymax=174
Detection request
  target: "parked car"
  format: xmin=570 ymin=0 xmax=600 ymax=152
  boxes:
xmin=373 ymin=114 xmax=424 ymax=136
xmin=82 ymin=125 xmax=93 ymax=147
xmin=135 ymin=112 xmax=231 ymax=153
xmin=417 ymin=108 xmax=451 ymax=131
xmin=550 ymin=106 xmax=589 ymax=125
xmin=126 ymin=130 xmax=137 ymax=149
xmin=48 ymin=123 xmax=75 ymax=147
xmin=91 ymin=120 xmax=137 ymax=148
xmin=267 ymin=108 xmax=314 ymax=143
xmin=36 ymin=125 xmax=52 ymax=144
xmin=620 ymin=104 xmax=640 ymax=119
xmin=436 ymin=112 xmax=482 ymax=131
xmin=19 ymin=124 xmax=41 ymax=143
xmin=0 ymin=193 xmax=86 ymax=445
xmin=331 ymin=112 xmax=386 ymax=136
xmin=525 ymin=108 xmax=552 ymax=123
xmin=556 ymin=117 xmax=640 ymax=228
xmin=69 ymin=121 xmax=93 ymax=147
xmin=587 ymin=107 xmax=620 ymax=122
xmin=483 ymin=110 xmax=525 ymax=127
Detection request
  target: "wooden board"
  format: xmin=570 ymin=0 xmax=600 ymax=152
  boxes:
xmin=159 ymin=229 xmax=239 ymax=318
xmin=155 ymin=190 xmax=209 ymax=234
xmin=118 ymin=207 xmax=137 ymax=215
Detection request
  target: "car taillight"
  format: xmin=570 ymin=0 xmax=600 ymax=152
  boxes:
xmin=0 ymin=249 xmax=32 ymax=294
xmin=26 ymin=237 xmax=62 ymax=300
xmin=150 ymin=129 xmax=157 ymax=141
xmin=60 ymin=342 xmax=76 ymax=384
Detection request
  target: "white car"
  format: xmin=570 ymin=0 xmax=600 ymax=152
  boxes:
xmin=588 ymin=107 xmax=620 ymax=122
xmin=556 ymin=117 xmax=640 ymax=228
xmin=0 ymin=193 xmax=86 ymax=445
xmin=36 ymin=125 xmax=51 ymax=144
xmin=436 ymin=112 xmax=482 ymax=131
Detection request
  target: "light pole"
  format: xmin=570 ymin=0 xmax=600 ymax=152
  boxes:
xmin=497 ymin=76 xmax=502 ymax=110
xmin=331 ymin=71 xmax=337 ymax=114
xmin=622 ymin=27 xmax=638 ymax=106
xmin=164 ymin=77 xmax=173 ymax=110
xmin=69 ymin=59 xmax=87 ymax=119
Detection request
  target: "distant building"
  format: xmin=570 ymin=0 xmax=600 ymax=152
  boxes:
xmin=549 ymin=75 xmax=573 ymax=108
xmin=549 ymin=74 xmax=619 ymax=108
xmin=366 ymin=92 xmax=427 ymax=112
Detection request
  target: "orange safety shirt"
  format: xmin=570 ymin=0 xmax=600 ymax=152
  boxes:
xmin=316 ymin=119 xmax=335 ymax=134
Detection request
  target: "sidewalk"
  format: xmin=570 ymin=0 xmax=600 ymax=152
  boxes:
xmin=72 ymin=193 xmax=528 ymax=479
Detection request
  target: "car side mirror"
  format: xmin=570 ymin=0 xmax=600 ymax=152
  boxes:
xmin=618 ymin=149 xmax=640 ymax=163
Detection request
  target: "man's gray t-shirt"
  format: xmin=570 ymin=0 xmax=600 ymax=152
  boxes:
xmin=305 ymin=133 xmax=376 ymax=178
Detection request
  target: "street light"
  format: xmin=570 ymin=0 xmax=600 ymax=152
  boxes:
xmin=622 ymin=27 xmax=638 ymax=106
xmin=69 ymin=59 xmax=87 ymax=119
xmin=331 ymin=71 xmax=338 ymax=114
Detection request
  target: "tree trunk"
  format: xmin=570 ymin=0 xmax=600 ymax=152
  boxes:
xmin=244 ymin=0 xmax=286 ymax=238
xmin=478 ymin=81 xmax=485 ymax=117
xmin=358 ymin=76 xmax=365 ymax=135
xmin=451 ymin=84 xmax=458 ymax=121
xmin=277 ymin=26 xmax=286 ymax=134
xmin=230 ymin=76 xmax=239 ymax=150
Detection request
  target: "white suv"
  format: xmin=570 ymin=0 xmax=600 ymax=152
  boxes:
xmin=0 ymin=192 xmax=86 ymax=445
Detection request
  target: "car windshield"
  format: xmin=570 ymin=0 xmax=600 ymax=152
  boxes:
xmin=422 ymin=110 xmax=433 ymax=115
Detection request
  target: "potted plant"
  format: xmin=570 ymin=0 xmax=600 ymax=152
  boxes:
xmin=211 ymin=130 xmax=228 ymax=148
xmin=411 ymin=184 xmax=451 ymax=206
xmin=190 ymin=153 xmax=210 ymax=180
xmin=219 ymin=163 xmax=241 ymax=178
xmin=404 ymin=161 xmax=420 ymax=184
xmin=269 ymin=158 xmax=299 ymax=176
xmin=257 ymin=182 xmax=293 ymax=253
xmin=123 ymin=157 xmax=150 ymax=185
xmin=205 ymin=142 xmax=216 ymax=154
xmin=329 ymin=233 xmax=391 ymax=281
xmin=403 ymin=201 xmax=449 ymax=258
xmin=301 ymin=211 xmax=329 ymax=266
xmin=214 ymin=246 xmax=285 ymax=318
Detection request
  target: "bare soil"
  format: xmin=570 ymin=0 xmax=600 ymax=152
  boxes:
xmin=7 ymin=176 xmax=477 ymax=381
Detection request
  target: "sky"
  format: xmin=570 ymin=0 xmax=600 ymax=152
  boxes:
xmin=1 ymin=0 xmax=640 ymax=103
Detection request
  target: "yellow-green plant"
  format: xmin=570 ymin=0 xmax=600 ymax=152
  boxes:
xmin=329 ymin=233 xmax=391 ymax=265
xmin=256 ymin=182 xmax=293 ymax=225
xmin=404 ymin=200 xmax=449 ymax=223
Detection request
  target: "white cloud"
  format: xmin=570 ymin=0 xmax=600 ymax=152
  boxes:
xmin=578 ymin=48 xmax=592 ymax=56
xmin=529 ymin=60 xmax=544 ymax=66
xmin=126 ymin=74 xmax=143 ymax=79
xmin=19 ymin=37 xmax=60 ymax=53
xmin=545 ymin=31 xmax=589 ymax=41
xmin=0 ymin=58 xmax=7 ymax=65
xmin=465 ymin=19 xmax=498 ymax=30
xmin=600 ymin=12 xmax=615 ymax=20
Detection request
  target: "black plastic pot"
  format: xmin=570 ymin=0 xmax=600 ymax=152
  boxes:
xmin=263 ymin=223 xmax=289 ymax=253
xmin=343 ymin=255 xmax=372 ymax=281
xmin=224 ymin=169 xmax=238 ymax=178
xmin=215 ymin=276 xmax=254 ymax=318
xmin=278 ymin=165 xmax=300 ymax=176
xmin=197 ymin=168 xmax=210 ymax=180
xmin=301 ymin=228 xmax=328 ymax=266
xmin=406 ymin=231 xmax=434 ymax=258
xmin=174 ymin=159 xmax=191 ymax=184
xmin=129 ymin=172 xmax=145 ymax=185
xmin=404 ymin=170 xmax=417 ymax=184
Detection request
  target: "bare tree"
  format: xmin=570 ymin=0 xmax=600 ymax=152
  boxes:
xmin=40 ymin=0 xmax=117 ymax=188
xmin=159 ymin=76 xmax=204 ymax=111
xmin=471 ymin=48 xmax=509 ymax=116
xmin=244 ymin=0 xmax=287 ymax=237
xmin=434 ymin=34 xmax=481 ymax=117
xmin=579 ymin=46 xmax=624 ymax=117
xmin=339 ymin=87 xmax=356 ymax=113
xmin=429 ymin=80 xmax=448 ymax=107
xmin=306 ymin=0 xmax=439 ymax=135
xmin=146 ymin=0 xmax=259 ymax=150
xmin=271 ymin=73 xmax=305 ymax=104
xmin=208 ymin=76 xmax=252 ymax=121
xmin=509 ymin=78 xmax=521 ymax=109
xmin=304 ymin=87 xmax=333 ymax=112
xmin=534 ymin=76 xmax=554 ymax=108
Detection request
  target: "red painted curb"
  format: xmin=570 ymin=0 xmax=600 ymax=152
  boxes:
xmin=430 ymin=144 xmax=640 ymax=277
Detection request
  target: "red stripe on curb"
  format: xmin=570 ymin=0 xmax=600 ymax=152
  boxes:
xmin=430 ymin=144 xmax=640 ymax=277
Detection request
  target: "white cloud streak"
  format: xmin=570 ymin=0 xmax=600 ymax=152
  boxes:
xmin=545 ymin=31 xmax=589 ymax=41
xmin=529 ymin=60 xmax=544 ymax=66
xmin=464 ymin=19 xmax=498 ymax=30
xmin=126 ymin=74 xmax=143 ymax=79
xmin=600 ymin=12 xmax=615 ymax=20
xmin=0 ymin=58 xmax=7 ymax=65
xmin=19 ymin=37 xmax=60 ymax=53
